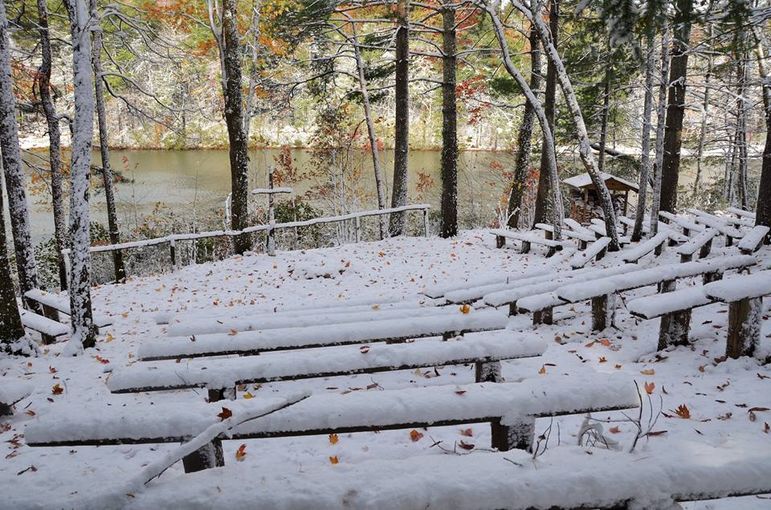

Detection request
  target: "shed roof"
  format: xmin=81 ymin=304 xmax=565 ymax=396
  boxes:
xmin=563 ymin=172 xmax=639 ymax=192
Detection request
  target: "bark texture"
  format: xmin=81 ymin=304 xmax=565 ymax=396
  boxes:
xmin=650 ymin=27 xmax=671 ymax=235
xmin=440 ymin=3 xmax=458 ymax=238
xmin=0 ymin=159 xmax=25 ymax=351
xmin=632 ymin=33 xmax=656 ymax=242
xmin=659 ymin=0 xmax=693 ymax=213
xmin=389 ymin=0 xmax=410 ymax=236
xmin=0 ymin=0 xmax=39 ymax=298
xmin=755 ymin=30 xmax=771 ymax=228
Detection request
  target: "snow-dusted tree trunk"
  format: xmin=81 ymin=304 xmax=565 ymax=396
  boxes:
xmin=0 ymin=161 xmax=26 ymax=353
xmin=439 ymin=2 xmax=458 ymax=238
xmin=507 ymin=25 xmax=541 ymax=229
xmin=90 ymin=0 xmax=125 ymax=282
xmin=733 ymin=46 xmax=750 ymax=210
xmin=512 ymin=0 xmax=616 ymax=248
xmin=693 ymin=23 xmax=712 ymax=196
xmin=597 ymin=58 xmax=612 ymax=173
xmin=753 ymin=28 xmax=771 ymax=228
xmin=650 ymin=27 xmax=670 ymax=236
xmin=36 ymin=0 xmax=68 ymax=291
xmin=0 ymin=0 xmax=39 ymax=298
xmin=632 ymin=32 xmax=656 ymax=242
xmin=63 ymin=0 xmax=97 ymax=351
xmin=483 ymin=1 xmax=563 ymax=238
xmin=389 ymin=0 xmax=410 ymax=236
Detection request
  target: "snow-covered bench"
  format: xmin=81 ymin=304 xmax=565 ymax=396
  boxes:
xmin=0 ymin=380 xmax=33 ymax=416
xmin=139 ymin=308 xmax=510 ymax=361
xmin=19 ymin=308 xmax=68 ymax=344
xmin=109 ymin=333 xmax=546 ymax=400
xmin=587 ymin=219 xmax=631 ymax=245
xmin=569 ymin=237 xmax=611 ymax=269
xmin=737 ymin=225 xmax=770 ymax=254
xmin=489 ymin=229 xmax=565 ymax=257
xmin=620 ymin=231 xmax=673 ymax=263
xmin=618 ymin=215 xmax=649 ymax=235
xmin=24 ymin=289 xmax=112 ymax=330
xmin=516 ymin=255 xmax=757 ymax=331
xmin=727 ymin=206 xmax=756 ymax=220
xmin=687 ymin=209 xmax=745 ymax=246
xmin=628 ymin=269 xmax=771 ymax=357
xmin=676 ymin=228 xmax=718 ymax=262
xmin=659 ymin=211 xmax=704 ymax=237
xmin=422 ymin=267 xmax=553 ymax=300
xmin=533 ymin=223 xmax=592 ymax=251
xmin=26 ymin=373 xmax=638 ymax=473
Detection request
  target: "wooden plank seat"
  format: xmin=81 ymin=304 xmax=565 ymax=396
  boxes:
xmin=618 ymin=215 xmax=649 ymax=235
xmin=563 ymin=217 xmax=595 ymax=236
xmin=737 ymin=225 xmax=770 ymax=254
xmin=26 ymin=373 xmax=639 ymax=472
xmin=587 ymin=220 xmax=631 ymax=244
xmin=167 ymin=305 xmax=462 ymax=337
xmin=727 ymin=206 xmax=756 ymax=220
xmin=687 ymin=209 xmax=745 ymax=245
xmin=0 ymin=380 xmax=33 ymax=416
xmin=24 ymin=289 xmax=112 ymax=329
xmin=569 ymin=237 xmax=611 ymax=269
xmin=108 ymin=333 xmax=547 ymax=398
xmin=489 ymin=229 xmax=565 ymax=256
xmin=677 ymin=228 xmax=718 ymax=262
xmin=628 ymin=269 xmax=771 ymax=358
xmin=127 ymin=444 xmax=771 ymax=510
xmin=517 ymin=255 xmax=757 ymax=331
xmin=138 ymin=308 xmax=510 ymax=361
xmin=19 ymin=308 xmax=68 ymax=345
xmin=533 ymin=222 xmax=591 ymax=250
xmin=422 ymin=267 xmax=553 ymax=300
xmin=659 ymin=211 xmax=705 ymax=237
xmin=561 ymin=228 xmax=597 ymax=250
xmin=621 ymin=231 xmax=673 ymax=263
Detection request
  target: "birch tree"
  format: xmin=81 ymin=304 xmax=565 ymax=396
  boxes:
xmin=63 ymin=0 xmax=97 ymax=351
xmin=0 ymin=0 xmax=39 ymax=299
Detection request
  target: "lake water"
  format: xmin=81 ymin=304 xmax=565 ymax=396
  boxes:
xmin=22 ymin=148 xmax=756 ymax=244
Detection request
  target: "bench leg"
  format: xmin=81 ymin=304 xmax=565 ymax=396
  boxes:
xmin=699 ymin=238 xmax=713 ymax=259
xmin=508 ymin=302 xmax=518 ymax=317
xmin=726 ymin=235 xmax=734 ymax=247
xmin=491 ymin=418 xmax=535 ymax=452
xmin=596 ymin=246 xmax=607 ymax=261
xmin=520 ymin=240 xmax=531 ymax=254
xmin=442 ymin=331 xmax=459 ymax=341
xmin=680 ymin=253 xmax=692 ymax=263
xmin=208 ymin=387 xmax=237 ymax=402
xmin=0 ymin=403 xmax=12 ymax=416
xmin=702 ymin=271 xmax=722 ymax=284
xmin=578 ymin=240 xmax=588 ymax=251
xmin=726 ymin=297 xmax=763 ymax=359
xmin=533 ymin=307 xmax=553 ymax=326
xmin=496 ymin=235 xmax=505 ymax=248
xmin=657 ymin=309 xmax=692 ymax=351
xmin=591 ymin=294 xmax=615 ymax=331
xmin=475 ymin=361 xmax=502 ymax=383
xmin=654 ymin=240 xmax=666 ymax=256
xmin=182 ymin=439 xmax=224 ymax=473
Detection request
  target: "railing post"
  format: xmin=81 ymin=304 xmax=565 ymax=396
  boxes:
xmin=355 ymin=216 xmax=361 ymax=243
xmin=169 ymin=238 xmax=177 ymax=271
xmin=423 ymin=208 xmax=429 ymax=237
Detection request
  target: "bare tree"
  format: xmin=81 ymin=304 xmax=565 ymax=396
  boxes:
xmin=650 ymin=26 xmax=670 ymax=236
xmin=389 ymin=0 xmax=410 ymax=236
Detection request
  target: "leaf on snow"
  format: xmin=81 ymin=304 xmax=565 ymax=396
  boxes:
xmin=235 ymin=444 xmax=247 ymax=462
xmin=217 ymin=407 xmax=233 ymax=421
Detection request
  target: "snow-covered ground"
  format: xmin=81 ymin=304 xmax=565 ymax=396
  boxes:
xmin=1 ymin=231 xmax=770 ymax=509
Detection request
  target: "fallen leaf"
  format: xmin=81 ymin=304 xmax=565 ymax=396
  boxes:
xmin=646 ymin=430 xmax=667 ymax=436
xmin=242 ymin=391 xmax=254 ymax=399
xmin=609 ymin=426 xmax=621 ymax=434
xmin=459 ymin=428 xmax=473 ymax=437
xmin=614 ymin=364 xmax=623 ymax=369
xmin=228 ymin=329 xmax=238 ymax=336
xmin=371 ymin=304 xmax=380 ymax=310
xmin=217 ymin=407 xmax=233 ymax=421
xmin=640 ymin=369 xmax=655 ymax=376
xmin=51 ymin=384 xmax=63 ymax=395
xmin=538 ymin=365 xmax=547 ymax=375
xmin=95 ymin=355 xmax=110 ymax=365
xmin=455 ymin=390 xmax=467 ymax=396
xmin=359 ymin=345 xmax=370 ymax=354
xmin=329 ymin=455 xmax=340 ymax=464
xmin=644 ymin=381 xmax=655 ymax=395
xmin=459 ymin=304 xmax=471 ymax=314
xmin=48 ymin=366 xmax=57 ymax=374
xmin=329 ymin=433 xmax=339 ymax=445
xmin=104 ymin=333 xmax=114 ymax=343
xmin=235 ymin=444 xmax=247 ymax=461
xmin=458 ymin=440 xmax=475 ymax=450
xmin=409 ymin=429 xmax=424 ymax=442
xmin=598 ymin=356 xmax=607 ymax=363
xmin=675 ymin=404 xmax=691 ymax=419
xmin=598 ymin=338 xmax=611 ymax=347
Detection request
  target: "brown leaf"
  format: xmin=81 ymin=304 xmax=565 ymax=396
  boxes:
xmin=409 ymin=429 xmax=424 ymax=442
xmin=228 ymin=329 xmax=238 ymax=336
xmin=640 ymin=369 xmax=655 ymax=376
xmin=329 ymin=433 xmax=339 ymax=445
xmin=646 ymin=430 xmax=667 ymax=436
xmin=644 ymin=381 xmax=655 ymax=395
xmin=48 ymin=366 xmax=57 ymax=374
xmin=609 ymin=426 xmax=621 ymax=434
xmin=598 ymin=356 xmax=607 ymax=363
xmin=675 ymin=404 xmax=691 ymax=419
xmin=538 ymin=365 xmax=547 ymax=375
xmin=51 ymin=384 xmax=63 ymax=395
xmin=235 ymin=444 xmax=247 ymax=462
xmin=217 ymin=407 xmax=233 ymax=421
xmin=359 ymin=345 xmax=370 ymax=354
xmin=329 ymin=455 xmax=339 ymax=464
xmin=459 ymin=304 xmax=471 ymax=314
xmin=455 ymin=390 xmax=467 ymax=396
xmin=459 ymin=428 xmax=473 ymax=437
xmin=458 ymin=440 xmax=475 ymax=450
xmin=598 ymin=338 xmax=611 ymax=347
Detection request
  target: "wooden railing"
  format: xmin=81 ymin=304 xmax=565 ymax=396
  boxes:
xmin=62 ymin=204 xmax=431 ymax=276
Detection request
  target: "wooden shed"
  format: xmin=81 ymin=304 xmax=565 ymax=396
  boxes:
xmin=563 ymin=172 xmax=638 ymax=220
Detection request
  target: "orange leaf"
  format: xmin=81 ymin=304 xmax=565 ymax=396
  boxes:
xmin=217 ymin=407 xmax=233 ymax=421
xmin=609 ymin=426 xmax=621 ymax=434
xmin=644 ymin=381 xmax=655 ymax=395
xmin=235 ymin=444 xmax=247 ymax=461
xmin=538 ymin=365 xmax=547 ymax=375
xmin=409 ymin=429 xmax=424 ymax=442
xmin=95 ymin=355 xmax=110 ymax=365
xmin=598 ymin=356 xmax=607 ymax=363
xmin=51 ymin=384 xmax=63 ymax=395
xmin=329 ymin=433 xmax=339 ymax=445
xmin=458 ymin=440 xmax=475 ymax=450
xmin=640 ymin=369 xmax=655 ymax=376
xmin=598 ymin=338 xmax=611 ymax=347
xmin=459 ymin=304 xmax=471 ymax=314
xmin=228 ymin=329 xmax=238 ymax=336
xmin=459 ymin=428 xmax=473 ymax=437
xmin=329 ymin=455 xmax=340 ymax=464
xmin=675 ymin=404 xmax=691 ymax=419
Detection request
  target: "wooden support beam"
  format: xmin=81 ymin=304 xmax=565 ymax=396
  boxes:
xmin=182 ymin=438 xmax=224 ymax=473
xmin=657 ymin=309 xmax=692 ymax=351
xmin=491 ymin=418 xmax=535 ymax=452
xmin=591 ymin=294 xmax=615 ymax=331
xmin=520 ymin=240 xmax=531 ymax=254
xmin=496 ymin=235 xmax=506 ymax=249
xmin=533 ymin=307 xmax=553 ymax=325
xmin=726 ymin=297 xmax=763 ymax=359
xmin=699 ymin=237 xmax=713 ymax=259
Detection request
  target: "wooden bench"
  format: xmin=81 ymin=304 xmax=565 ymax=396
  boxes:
xmin=676 ymin=228 xmax=718 ymax=262
xmin=139 ymin=308 xmax=510 ymax=361
xmin=621 ymin=231 xmax=673 ymax=263
xmin=515 ymin=255 xmax=757 ymax=331
xmin=659 ymin=211 xmax=704 ymax=237
xmin=109 ymin=333 xmax=547 ymax=400
xmin=628 ymin=269 xmax=771 ymax=357
xmin=24 ymin=289 xmax=112 ymax=330
xmin=19 ymin=308 xmax=69 ymax=344
xmin=618 ymin=215 xmax=649 ymax=235
xmin=489 ymin=229 xmax=565 ymax=257
xmin=0 ymin=381 xmax=33 ymax=416
xmin=26 ymin=373 xmax=639 ymax=472
xmin=569 ymin=237 xmax=611 ymax=269
xmin=687 ymin=209 xmax=745 ymax=246
xmin=587 ymin=219 xmax=631 ymax=244
xmin=727 ymin=206 xmax=756 ymax=220
xmin=422 ymin=267 xmax=553 ymax=300
xmin=737 ymin=225 xmax=770 ymax=254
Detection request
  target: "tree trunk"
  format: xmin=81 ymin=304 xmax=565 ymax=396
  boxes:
xmin=632 ymin=32 xmax=656 ymax=242
xmin=693 ymin=23 xmax=712 ymax=196
xmin=597 ymin=57 xmax=612 ymax=173
xmin=517 ymin=0 xmax=615 ymax=248
xmin=36 ymin=0 xmax=68 ymax=291
xmin=389 ymin=0 xmax=410 ymax=236
xmin=0 ymin=0 xmax=39 ymax=298
xmin=754 ymin=29 xmax=771 ymax=228
xmin=63 ymin=0 xmax=97 ymax=351
xmin=659 ymin=0 xmax=693 ymax=213
xmin=485 ymin=3 xmax=562 ymax=239
xmin=507 ymin=25 xmax=541 ymax=229
xmin=242 ymin=0 xmax=261 ymax=142
xmin=734 ymin=43 xmax=749 ymax=210
xmin=222 ymin=0 xmax=251 ymax=254
xmin=0 ymin=160 xmax=26 ymax=353
xmin=532 ymin=0 xmax=558 ymax=227
xmin=350 ymin=20 xmax=387 ymax=239
xmin=650 ymin=27 xmax=670 ymax=236
xmin=90 ymin=0 xmax=125 ymax=282
xmin=440 ymin=2 xmax=457 ymax=238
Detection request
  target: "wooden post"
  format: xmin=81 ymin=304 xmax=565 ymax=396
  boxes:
xmin=520 ymin=240 xmax=531 ymax=254
xmin=726 ymin=297 xmax=762 ymax=359
xmin=596 ymin=244 xmax=607 ymax=261
xmin=496 ymin=235 xmax=506 ymax=248
xmin=680 ymin=252 xmax=693 ymax=263
xmin=182 ymin=439 xmax=224 ymax=473
xmin=422 ymin=208 xmax=429 ymax=237
xmin=703 ymin=271 xmax=722 ymax=284
xmin=475 ymin=360 xmax=502 ymax=383
xmin=657 ymin=309 xmax=691 ymax=350
xmin=354 ymin=216 xmax=361 ymax=243
xmin=591 ymin=294 xmax=615 ymax=331
xmin=654 ymin=238 xmax=666 ymax=256
xmin=508 ymin=302 xmax=518 ymax=316
xmin=699 ymin=237 xmax=713 ymax=258
xmin=579 ymin=239 xmax=588 ymax=251
xmin=533 ymin=307 xmax=553 ymax=325
xmin=169 ymin=239 xmax=177 ymax=271
xmin=267 ymin=169 xmax=276 ymax=257
xmin=491 ymin=418 xmax=535 ymax=452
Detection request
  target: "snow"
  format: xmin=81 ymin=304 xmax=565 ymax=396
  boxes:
xmin=251 ymin=187 xmax=293 ymax=194
xmin=660 ymin=211 xmax=705 ymax=233
xmin=19 ymin=309 xmax=68 ymax=337
xmin=738 ymin=226 xmax=770 ymax=253
xmin=108 ymin=334 xmax=547 ymax=393
xmin=621 ymin=231 xmax=670 ymax=263
xmin=627 ymin=287 xmax=713 ymax=319
xmin=563 ymin=218 xmax=594 ymax=237
xmin=0 ymin=380 xmax=33 ymax=406
xmin=687 ymin=209 xmax=745 ymax=238
xmin=703 ymin=270 xmax=771 ymax=302
xmin=726 ymin=207 xmax=756 ymax=219
xmin=677 ymin=228 xmax=718 ymax=257
xmin=570 ymin=237 xmax=610 ymax=268
xmin=2 ymin=230 xmax=771 ymax=509
xmin=563 ymin=171 xmax=639 ymax=192
xmin=489 ymin=229 xmax=564 ymax=248
xmin=26 ymin=373 xmax=637 ymax=445
xmin=24 ymin=288 xmax=112 ymax=328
